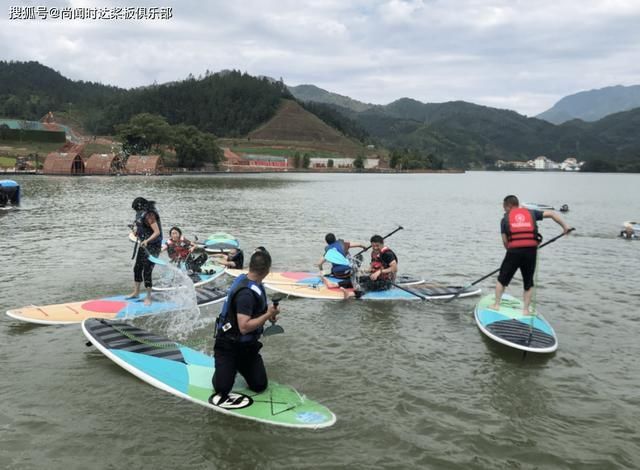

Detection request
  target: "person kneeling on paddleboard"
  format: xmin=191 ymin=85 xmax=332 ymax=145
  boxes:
xmin=211 ymin=247 xmax=245 ymax=269
xmin=489 ymin=195 xmax=570 ymax=315
xmin=317 ymin=233 xmax=365 ymax=279
xmin=212 ymin=249 xmax=280 ymax=404
xmin=321 ymin=234 xmax=398 ymax=299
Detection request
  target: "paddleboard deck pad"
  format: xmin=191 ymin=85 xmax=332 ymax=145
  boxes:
xmin=6 ymin=286 xmax=227 ymax=325
xmin=82 ymin=319 xmax=336 ymax=428
xmin=227 ymin=270 xmax=480 ymax=300
xmin=474 ymin=294 xmax=558 ymax=353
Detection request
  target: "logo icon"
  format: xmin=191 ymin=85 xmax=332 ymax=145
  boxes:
xmin=515 ymin=213 xmax=526 ymax=223
xmin=209 ymin=392 xmax=253 ymax=409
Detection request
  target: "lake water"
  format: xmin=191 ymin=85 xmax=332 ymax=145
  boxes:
xmin=1 ymin=172 xmax=638 ymax=469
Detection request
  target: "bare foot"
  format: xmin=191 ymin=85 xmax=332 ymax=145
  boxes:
xmin=144 ymin=296 xmax=152 ymax=306
xmin=522 ymin=309 xmax=534 ymax=316
xmin=340 ymin=287 xmax=350 ymax=299
xmin=125 ymin=292 xmax=140 ymax=299
xmin=488 ymin=304 xmax=500 ymax=311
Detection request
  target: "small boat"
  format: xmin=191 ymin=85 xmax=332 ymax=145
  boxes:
xmin=0 ymin=180 xmax=20 ymax=207
xmin=620 ymin=222 xmax=640 ymax=240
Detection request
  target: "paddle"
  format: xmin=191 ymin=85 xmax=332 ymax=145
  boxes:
xmin=141 ymin=244 xmax=168 ymax=266
xmin=263 ymin=295 xmax=284 ymax=336
xmin=353 ymin=225 xmax=403 ymax=258
xmin=446 ymin=228 xmax=575 ymax=303
xmin=390 ymin=282 xmax=428 ymax=301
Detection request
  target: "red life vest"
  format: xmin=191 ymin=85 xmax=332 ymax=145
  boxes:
xmin=166 ymin=237 xmax=191 ymax=261
xmin=371 ymin=246 xmax=397 ymax=280
xmin=505 ymin=208 xmax=540 ymax=249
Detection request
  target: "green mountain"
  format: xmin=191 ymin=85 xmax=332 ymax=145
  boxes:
xmin=288 ymin=84 xmax=373 ymax=112
xmin=537 ymin=85 xmax=640 ymax=124
xmin=0 ymin=60 xmax=124 ymax=129
xmin=2 ymin=61 xmax=640 ymax=171
xmin=329 ymin=97 xmax=640 ymax=169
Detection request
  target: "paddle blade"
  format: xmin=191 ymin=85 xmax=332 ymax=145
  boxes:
xmin=263 ymin=324 xmax=284 ymax=336
xmin=324 ymin=248 xmax=350 ymax=266
xmin=142 ymin=246 xmax=167 ymax=266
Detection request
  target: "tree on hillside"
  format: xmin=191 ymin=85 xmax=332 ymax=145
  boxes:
xmin=116 ymin=113 xmax=171 ymax=155
xmin=353 ymin=155 xmax=365 ymax=169
xmin=293 ymin=152 xmax=301 ymax=168
xmin=171 ymin=124 xmax=223 ymax=169
xmin=581 ymin=159 xmax=618 ymax=172
xmin=327 ymin=159 xmax=334 ymax=168
xmin=302 ymin=153 xmax=311 ymax=169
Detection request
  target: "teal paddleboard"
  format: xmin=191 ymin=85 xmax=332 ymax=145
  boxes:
xmin=82 ymin=319 xmax=336 ymax=428
xmin=474 ymin=294 xmax=558 ymax=353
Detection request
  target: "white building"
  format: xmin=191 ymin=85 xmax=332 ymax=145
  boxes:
xmin=533 ymin=156 xmax=560 ymax=170
xmin=310 ymin=157 xmax=379 ymax=169
xmin=560 ymin=157 xmax=584 ymax=171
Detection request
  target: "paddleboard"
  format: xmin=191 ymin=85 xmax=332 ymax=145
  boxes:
xmin=204 ymin=233 xmax=239 ymax=253
xmin=474 ymin=294 xmax=558 ymax=353
xmin=227 ymin=270 xmax=479 ymax=300
xmin=82 ymin=318 xmax=336 ymax=428
xmin=523 ymin=203 xmax=554 ymax=211
xmin=6 ymin=285 xmax=227 ymax=325
xmin=226 ymin=269 xmax=424 ymax=286
xmin=154 ymin=260 xmax=226 ymax=291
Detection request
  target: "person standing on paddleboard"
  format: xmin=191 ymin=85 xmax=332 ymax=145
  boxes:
xmin=128 ymin=197 xmax=163 ymax=306
xmin=212 ymin=249 xmax=280 ymax=404
xmin=317 ymin=233 xmax=365 ymax=278
xmin=489 ymin=195 xmax=570 ymax=315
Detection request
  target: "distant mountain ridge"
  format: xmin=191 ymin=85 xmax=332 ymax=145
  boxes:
xmin=288 ymin=84 xmax=373 ymax=112
xmin=2 ymin=60 xmax=640 ymax=171
xmin=537 ymin=84 xmax=640 ymax=124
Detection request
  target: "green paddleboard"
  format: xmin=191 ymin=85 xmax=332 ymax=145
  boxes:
xmin=82 ymin=318 xmax=336 ymax=428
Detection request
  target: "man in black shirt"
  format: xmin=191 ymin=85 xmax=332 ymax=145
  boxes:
xmin=211 ymin=249 xmax=280 ymax=405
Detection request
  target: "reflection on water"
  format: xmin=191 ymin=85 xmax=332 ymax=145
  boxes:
xmin=1 ymin=172 xmax=639 ymax=469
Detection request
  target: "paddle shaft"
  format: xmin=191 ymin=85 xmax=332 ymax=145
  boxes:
xmin=353 ymin=226 xmax=403 ymax=257
xmin=448 ymin=228 xmax=575 ymax=302
xmin=390 ymin=282 xmax=428 ymax=301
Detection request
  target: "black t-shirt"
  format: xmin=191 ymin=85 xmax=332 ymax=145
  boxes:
xmin=229 ymin=250 xmax=244 ymax=269
xmin=376 ymin=249 xmax=398 ymax=267
xmin=234 ymin=287 xmax=267 ymax=322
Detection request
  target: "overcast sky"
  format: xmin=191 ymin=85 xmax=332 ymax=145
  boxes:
xmin=2 ymin=0 xmax=640 ymax=116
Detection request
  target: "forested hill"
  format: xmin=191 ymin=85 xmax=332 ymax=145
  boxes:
xmin=0 ymin=60 xmax=124 ymax=122
xmin=324 ymin=97 xmax=640 ymax=170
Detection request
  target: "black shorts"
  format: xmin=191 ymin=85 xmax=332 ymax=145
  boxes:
xmin=497 ymin=248 xmax=537 ymax=290
xmin=336 ymin=276 xmax=391 ymax=292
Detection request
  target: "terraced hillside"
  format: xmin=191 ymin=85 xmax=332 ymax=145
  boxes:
xmin=246 ymin=99 xmax=365 ymax=156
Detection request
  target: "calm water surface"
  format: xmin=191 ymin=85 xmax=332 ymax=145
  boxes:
xmin=1 ymin=172 xmax=639 ymax=469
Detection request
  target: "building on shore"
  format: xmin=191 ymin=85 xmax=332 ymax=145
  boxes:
xmin=496 ymin=156 xmax=584 ymax=171
xmin=84 ymin=153 xmax=124 ymax=175
xmin=125 ymin=155 xmax=164 ymax=175
xmin=42 ymin=151 xmax=85 ymax=175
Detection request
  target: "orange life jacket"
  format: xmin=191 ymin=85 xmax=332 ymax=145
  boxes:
xmin=505 ymin=208 xmax=540 ymax=249
xmin=371 ymin=246 xmax=397 ymax=280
